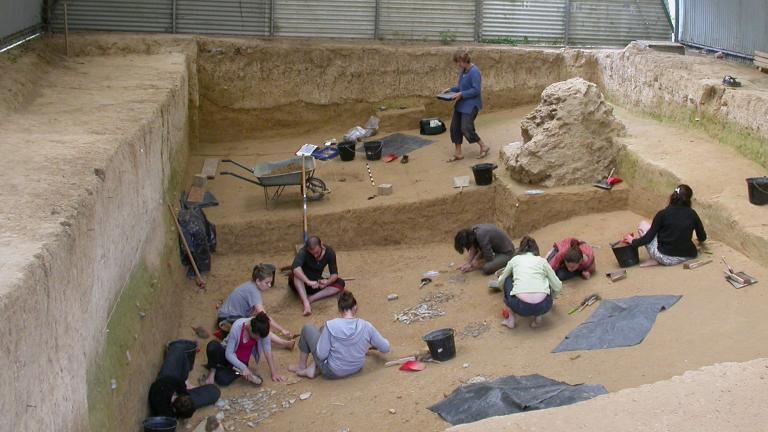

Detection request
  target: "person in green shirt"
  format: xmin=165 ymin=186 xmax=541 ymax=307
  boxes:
xmin=497 ymin=236 xmax=562 ymax=329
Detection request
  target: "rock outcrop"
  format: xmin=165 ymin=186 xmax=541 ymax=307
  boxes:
xmin=502 ymin=78 xmax=626 ymax=186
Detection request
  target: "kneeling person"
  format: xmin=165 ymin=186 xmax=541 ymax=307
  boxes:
xmin=455 ymin=224 xmax=515 ymax=275
xmin=290 ymin=236 xmax=345 ymax=316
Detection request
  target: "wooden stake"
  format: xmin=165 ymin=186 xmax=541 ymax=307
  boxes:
xmin=64 ymin=1 xmax=70 ymax=57
xmin=301 ymin=155 xmax=308 ymax=242
xmin=167 ymin=204 xmax=205 ymax=289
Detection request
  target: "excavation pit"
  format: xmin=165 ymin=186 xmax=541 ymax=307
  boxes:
xmin=2 ymin=34 xmax=768 ymax=432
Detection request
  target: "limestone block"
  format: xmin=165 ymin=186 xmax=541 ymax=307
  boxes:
xmin=505 ymin=78 xmax=626 ymax=187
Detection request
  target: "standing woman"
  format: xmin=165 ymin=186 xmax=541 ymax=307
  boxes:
xmin=497 ymin=236 xmax=562 ymax=329
xmin=444 ymin=49 xmax=490 ymax=162
xmin=624 ymin=184 xmax=706 ymax=266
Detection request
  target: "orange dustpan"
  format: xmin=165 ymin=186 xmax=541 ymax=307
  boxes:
xmin=384 ymin=153 xmax=398 ymax=163
xmin=399 ymin=360 xmax=426 ymax=372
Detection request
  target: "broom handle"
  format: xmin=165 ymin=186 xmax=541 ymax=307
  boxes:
xmin=167 ymin=204 xmax=205 ymax=288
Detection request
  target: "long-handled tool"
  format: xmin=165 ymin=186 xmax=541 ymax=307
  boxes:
xmin=167 ymin=203 xmax=206 ymax=289
xmin=295 ymin=145 xmax=317 ymax=242
xmin=419 ymin=277 xmax=433 ymax=289
xmin=301 ymin=155 xmax=308 ymax=242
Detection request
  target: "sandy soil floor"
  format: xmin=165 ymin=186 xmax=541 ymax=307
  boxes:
xmin=173 ymin=107 xmax=768 ymax=431
xmin=176 ymin=211 xmax=768 ymax=432
xmin=188 ymin=106 xmax=532 ymax=225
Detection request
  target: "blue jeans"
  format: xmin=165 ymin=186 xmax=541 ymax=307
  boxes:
xmin=502 ymin=278 xmax=553 ymax=317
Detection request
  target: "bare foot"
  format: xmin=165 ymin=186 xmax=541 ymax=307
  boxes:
xmin=530 ymin=316 xmax=543 ymax=328
xmin=640 ymin=259 xmax=659 ymax=268
xmin=501 ymin=318 xmax=516 ymax=329
xmin=302 ymin=303 xmax=312 ymax=316
xmin=284 ymin=339 xmax=296 ymax=351
xmin=287 ymin=364 xmax=305 ymax=373
xmin=297 ymin=363 xmax=317 ymax=379
xmin=204 ymin=369 xmax=215 ymax=385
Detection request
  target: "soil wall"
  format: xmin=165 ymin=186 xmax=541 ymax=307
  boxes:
xmin=194 ymin=38 xmax=597 ymax=142
xmin=0 ymin=47 xmax=190 ymax=431
xmin=595 ymin=44 xmax=768 ymax=169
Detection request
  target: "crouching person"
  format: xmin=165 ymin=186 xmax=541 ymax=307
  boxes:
xmin=288 ymin=291 xmax=390 ymax=379
xmin=498 ymin=236 xmax=562 ymax=329
xmin=148 ymin=339 xmax=220 ymax=419
xmin=203 ymin=312 xmax=286 ymax=386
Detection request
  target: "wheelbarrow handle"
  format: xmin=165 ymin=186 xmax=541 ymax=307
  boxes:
xmin=220 ymin=159 xmax=254 ymax=173
xmin=220 ymin=171 xmax=264 ymax=186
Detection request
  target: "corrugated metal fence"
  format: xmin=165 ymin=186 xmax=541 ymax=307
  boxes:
xmin=679 ymin=0 xmax=767 ymax=58
xmin=1 ymin=0 xmax=44 ymax=48
xmin=47 ymin=0 xmax=672 ymax=47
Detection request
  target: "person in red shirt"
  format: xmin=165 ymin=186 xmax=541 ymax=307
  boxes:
xmin=546 ymin=238 xmax=596 ymax=281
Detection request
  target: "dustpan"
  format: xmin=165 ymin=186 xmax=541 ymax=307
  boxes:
xmin=399 ymin=360 xmax=426 ymax=372
xmin=453 ymin=176 xmax=470 ymax=188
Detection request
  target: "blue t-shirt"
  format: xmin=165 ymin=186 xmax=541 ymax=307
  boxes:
xmin=450 ymin=64 xmax=483 ymax=114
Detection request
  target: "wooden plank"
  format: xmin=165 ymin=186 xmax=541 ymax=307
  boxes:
xmin=187 ymin=174 xmax=207 ymax=203
xmin=755 ymin=50 xmax=768 ymax=59
xmin=201 ymin=158 xmax=219 ymax=179
xmin=754 ymin=58 xmax=768 ymax=68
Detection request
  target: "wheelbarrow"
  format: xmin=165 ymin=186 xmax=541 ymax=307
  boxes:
xmin=220 ymin=157 xmax=329 ymax=208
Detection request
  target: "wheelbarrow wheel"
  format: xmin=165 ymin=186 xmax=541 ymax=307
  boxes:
xmin=306 ymin=177 xmax=327 ymax=201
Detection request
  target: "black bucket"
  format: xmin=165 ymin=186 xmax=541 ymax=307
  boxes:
xmin=167 ymin=339 xmax=198 ymax=370
xmin=364 ymin=140 xmax=383 ymax=161
xmin=423 ymin=328 xmax=456 ymax=361
xmin=746 ymin=177 xmax=768 ymax=206
xmin=143 ymin=416 xmax=177 ymax=432
xmin=471 ymin=163 xmax=497 ymax=186
xmin=338 ymin=141 xmax=356 ymax=161
xmin=611 ymin=243 xmax=640 ymax=268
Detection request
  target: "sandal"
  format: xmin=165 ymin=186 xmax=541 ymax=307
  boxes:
xmin=400 ymin=154 xmax=409 ymax=164
xmin=446 ymin=155 xmax=464 ymax=163
xmin=476 ymin=148 xmax=490 ymax=159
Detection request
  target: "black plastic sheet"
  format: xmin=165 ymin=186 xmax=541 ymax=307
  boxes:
xmin=552 ymin=295 xmax=682 ymax=353
xmin=429 ymin=374 xmax=607 ymax=426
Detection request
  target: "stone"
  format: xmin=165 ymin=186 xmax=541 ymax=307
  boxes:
xmin=387 ymin=294 xmax=399 ymax=301
xmin=467 ymin=376 xmax=488 ymax=384
xmin=377 ymin=183 xmax=393 ymax=195
xmin=502 ymin=78 xmax=626 ymax=187
xmin=388 ymin=408 xmax=396 ymax=414
xmin=299 ymin=392 xmax=312 ymax=401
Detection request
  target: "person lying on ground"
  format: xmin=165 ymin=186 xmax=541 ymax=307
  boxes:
xmin=455 ymin=224 xmax=515 ymax=275
xmin=148 ymin=339 xmax=220 ymax=419
xmin=288 ymin=291 xmax=390 ymax=379
xmin=203 ymin=312 xmax=286 ymax=385
xmin=623 ymin=184 xmax=706 ymax=267
xmin=546 ymin=237 xmax=596 ymax=281
xmin=498 ymin=236 xmax=562 ymax=329
xmin=217 ymin=263 xmax=294 ymax=350
xmin=290 ymin=235 xmax=345 ymax=316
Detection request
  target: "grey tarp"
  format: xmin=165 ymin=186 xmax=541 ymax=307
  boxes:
xmin=552 ymin=295 xmax=682 ymax=353
xmin=429 ymin=374 xmax=607 ymax=426
xmin=357 ymin=133 xmax=434 ymax=157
